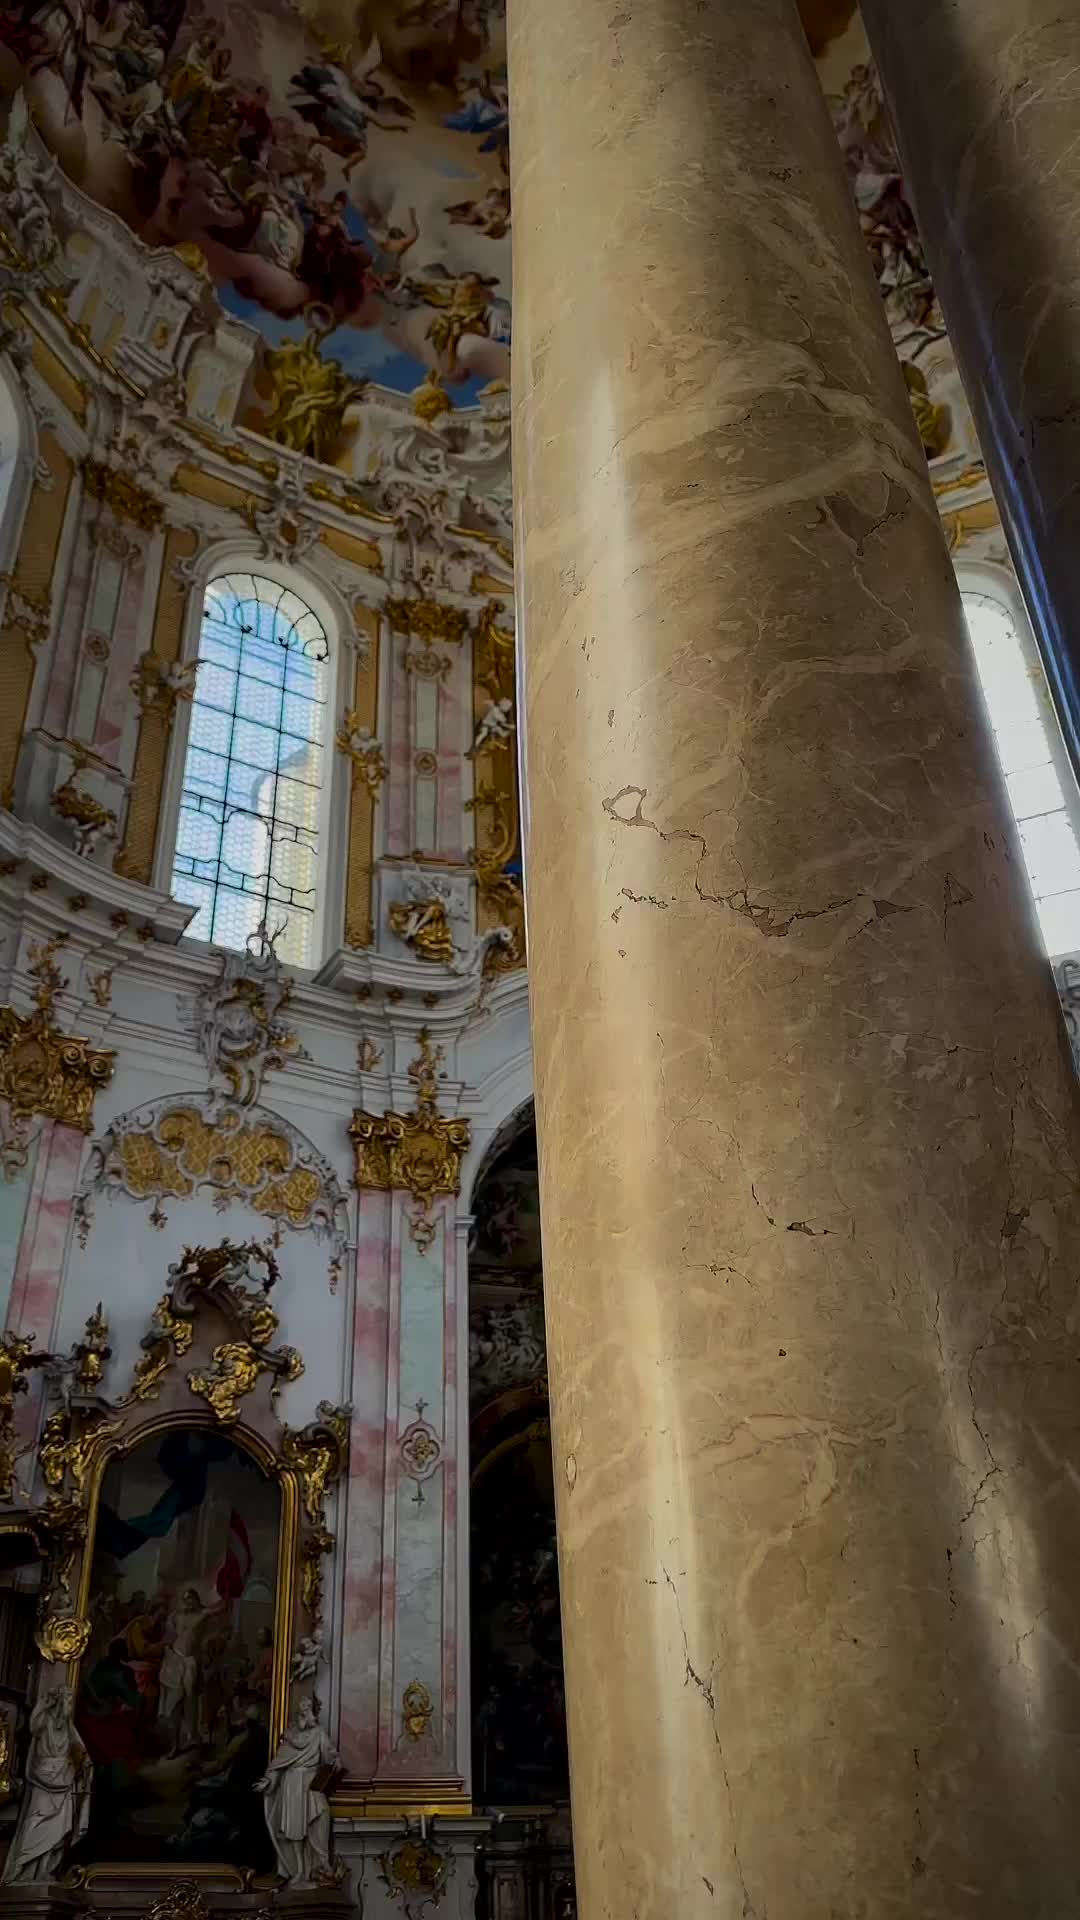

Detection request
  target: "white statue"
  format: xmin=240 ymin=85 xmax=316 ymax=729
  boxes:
xmin=289 ymin=1630 xmax=324 ymax=1685
xmin=255 ymin=1696 xmax=340 ymax=1887
xmin=472 ymin=697 xmax=514 ymax=753
xmin=2 ymin=1688 xmax=89 ymax=1884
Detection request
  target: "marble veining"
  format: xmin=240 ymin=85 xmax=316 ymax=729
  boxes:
xmin=509 ymin=0 xmax=1080 ymax=1913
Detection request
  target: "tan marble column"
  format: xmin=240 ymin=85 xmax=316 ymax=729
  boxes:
xmin=858 ymin=0 xmax=1080 ymax=767
xmin=508 ymin=2 xmax=1080 ymax=1916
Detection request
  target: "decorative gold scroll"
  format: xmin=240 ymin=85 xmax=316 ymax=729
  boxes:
xmin=350 ymin=1028 xmax=469 ymax=1210
xmin=941 ymin=495 xmax=1002 ymax=553
xmin=13 ymin=1249 xmax=350 ymax=1764
xmin=82 ymin=459 xmax=163 ymax=530
xmin=402 ymin=1679 xmax=434 ymax=1741
xmin=0 ymin=1331 xmax=51 ymax=1503
xmin=386 ymin=597 xmax=469 ymax=648
xmin=108 ymin=1106 xmax=338 ymax=1230
xmin=0 ymin=1005 xmax=115 ymax=1134
xmin=468 ymin=597 xmax=524 ymax=967
xmin=0 ymin=935 xmax=115 ymax=1135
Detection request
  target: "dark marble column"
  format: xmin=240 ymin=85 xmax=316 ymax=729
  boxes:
xmin=860 ymin=0 xmax=1080 ymax=770
xmin=508 ymin=0 xmax=1080 ymax=1913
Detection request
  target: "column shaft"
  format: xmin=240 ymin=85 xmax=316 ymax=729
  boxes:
xmin=508 ymin=1 xmax=1080 ymax=1915
xmin=859 ymin=0 xmax=1080 ymax=769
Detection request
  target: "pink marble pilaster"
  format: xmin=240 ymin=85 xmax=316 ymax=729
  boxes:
xmin=338 ymin=1187 xmax=395 ymax=1778
xmin=437 ymin=1190 xmax=462 ymax=1768
xmin=7 ymin=1120 xmax=84 ymax=1450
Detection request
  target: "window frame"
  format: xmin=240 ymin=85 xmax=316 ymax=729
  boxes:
xmin=0 ymin=364 xmax=36 ymax=582
xmin=956 ymin=557 xmax=1080 ymax=958
xmin=154 ymin=548 xmax=352 ymax=971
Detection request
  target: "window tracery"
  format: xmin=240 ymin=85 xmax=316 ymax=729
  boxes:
xmin=170 ymin=572 xmax=332 ymax=968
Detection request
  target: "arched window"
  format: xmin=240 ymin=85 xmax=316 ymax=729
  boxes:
xmin=170 ymin=572 xmax=331 ymax=969
xmin=962 ymin=579 xmax=1080 ymax=958
xmin=0 ymin=371 xmax=24 ymax=560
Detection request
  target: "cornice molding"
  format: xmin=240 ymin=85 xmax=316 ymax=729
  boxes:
xmin=0 ymin=810 xmax=192 ymax=940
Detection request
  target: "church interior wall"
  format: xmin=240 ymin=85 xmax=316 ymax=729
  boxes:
xmin=0 ymin=0 xmax=1074 ymax=1914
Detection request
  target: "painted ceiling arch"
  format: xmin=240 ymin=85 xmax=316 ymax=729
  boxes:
xmin=0 ymin=0 xmax=861 ymax=462
xmin=0 ymin=0 xmax=510 ymax=418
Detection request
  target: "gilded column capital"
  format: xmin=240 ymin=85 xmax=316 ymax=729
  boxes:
xmin=349 ymin=1028 xmax=470 ymax=1207
xmin=0 ymin=935 xmax=115 ymax=1134
xmin=386 ymin=596 xmax=469 ymax=648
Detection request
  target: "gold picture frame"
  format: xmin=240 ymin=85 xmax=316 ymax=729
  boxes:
xmin=68 ymin=1409 xmax=299 ymax=1753
xmin=12 ymin=1243 xmax=351 ymax=1876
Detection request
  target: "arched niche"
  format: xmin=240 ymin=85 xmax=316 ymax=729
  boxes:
xmin=467 ymin=1111 xmax=568 ymax=1810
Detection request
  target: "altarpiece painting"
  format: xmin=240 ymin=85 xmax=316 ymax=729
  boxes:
xmin=75 ymin=1426 xmax=280 ymax=1869
xmin=0 ymin=1244 xmax=350 ymax=1889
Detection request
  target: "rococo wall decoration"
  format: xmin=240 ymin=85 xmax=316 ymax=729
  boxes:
xmin=0 ymin=1242 xmax=351 ymax=1883
xmin=76 ymin=1095 xmax=350 ymax=1289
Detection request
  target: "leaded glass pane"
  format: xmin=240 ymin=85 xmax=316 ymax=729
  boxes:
xmin=171 ymin=572 xmax=330 ymax=967
xmin=188 ymin=705 xmax=233 ymax=757
xmin=237 ymin=675 xmax=286 ymax=728
xmin=282 ymin=690 xmax=326 ymax=743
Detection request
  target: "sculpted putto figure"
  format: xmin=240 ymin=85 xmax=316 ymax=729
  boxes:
xmin=2 ymin=1688 xmax=89 ymax=1884
xmin=289 ymin=1629 xmax=324 ymax=1684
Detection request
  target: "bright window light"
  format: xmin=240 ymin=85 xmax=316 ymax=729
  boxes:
xmin=963 ymin=589 xmax=1080 ymax=958
xmin=171 ymin=573 xmax=331 ymax=968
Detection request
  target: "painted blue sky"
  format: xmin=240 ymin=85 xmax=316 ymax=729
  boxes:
xmin=218 ymin=200 xmax=491 ymax=410
xmin=219 ymin=285 xmax=489 ymax=406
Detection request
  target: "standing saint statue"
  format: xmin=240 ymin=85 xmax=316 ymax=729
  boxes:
xmin=2 ymin=1688 xmax=89 ymax=1884
xmin=255 ymin=1696 xmax=340 ymax=1886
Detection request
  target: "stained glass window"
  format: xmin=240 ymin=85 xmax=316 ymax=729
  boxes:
xmin=171 ymin=573 xmax=331 ymax=969
xmin=963 ymin=588 xmax=1080 ymax=958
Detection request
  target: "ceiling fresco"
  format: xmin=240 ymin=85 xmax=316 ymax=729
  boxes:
xmin=0 ymin=0 xmax=925 ymax=461
xmin=0 ymin=0 xmax=511 ymax=412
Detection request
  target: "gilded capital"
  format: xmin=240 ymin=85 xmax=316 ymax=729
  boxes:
xmin=349 ymin=1029 xmax=469 ymax=1206
xmin=0 ymin=942 xmax=115 ymax=1135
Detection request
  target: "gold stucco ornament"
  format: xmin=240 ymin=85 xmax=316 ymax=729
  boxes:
xmin=0 ymin=936 xmax=114 ymax=1136
xmin=35 ymin=1612 xmax=91 ymax=1663
xmin=350 ymin=1028 xmax=470 ymax=1211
